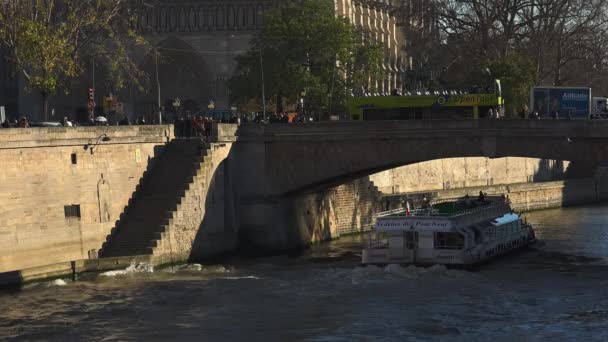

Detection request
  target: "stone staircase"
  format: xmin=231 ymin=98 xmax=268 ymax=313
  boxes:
xmin=100 ymin=139 xmax=210 ymax=258
xmin=335 ymin=177 xmax=384 ymax=235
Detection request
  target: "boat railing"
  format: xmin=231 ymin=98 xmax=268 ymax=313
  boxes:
xmin=452 ymin=202 xmax=511 ymax=227
xmin=451 ymin=201 xmax=508 ymax=218
xmin=375 ymin=198 xmax=510 ymax=220
xmin=375 ymin=207 xmax=440 ymax=219
xmin=430 ymin=195 xmax=504 ymax=206
xmin=376 ymin=207 xmax=406 ymax=217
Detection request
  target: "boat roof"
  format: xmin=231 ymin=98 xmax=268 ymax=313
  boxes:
xmin=378 ymin=196 xmax=507 ymax=218
xmin=492 ymin=212 xmax=519 ymax=225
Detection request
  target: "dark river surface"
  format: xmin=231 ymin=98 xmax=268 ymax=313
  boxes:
xmin=3 ymin=204 xmax=608 ymax=341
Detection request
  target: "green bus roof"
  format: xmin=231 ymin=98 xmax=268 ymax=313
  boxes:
xmin=349 ymin=94 xmax=503 ymax=116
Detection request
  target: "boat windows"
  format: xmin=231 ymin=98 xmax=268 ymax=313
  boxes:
xmin=472 ymin=226 xmax=483 ymax=244
xmin=488 ymin=227 xmax=497 ymax=240
xmin=434 ymin=232 xmax=465 ymax=249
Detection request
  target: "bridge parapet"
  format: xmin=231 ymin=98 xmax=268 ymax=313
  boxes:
xmin=212 ymin=123 xmax=238 ymax=143
xmin=0 ymin=125 xmax=173 ymax=149
xmin=234 ymin=120 xmax=608 ymax=141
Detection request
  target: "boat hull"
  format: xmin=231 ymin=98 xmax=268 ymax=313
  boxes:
xmin=362 ymin=237 xmax=536 ymax=267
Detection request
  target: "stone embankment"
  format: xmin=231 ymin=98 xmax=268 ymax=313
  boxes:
xmin=1 ymin=124 xmax=607 ymax=287
xmin=0 ymin=126 xmax=172 ymax=276
xmin=383 ymin=178 xmax=607 ymax=213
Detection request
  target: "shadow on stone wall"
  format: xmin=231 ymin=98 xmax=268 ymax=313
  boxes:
xmin=561 ymin=161 xmax=608 ymax=207
xmin=282 ymin=177 xmax=383 ymax=247
xmin=533 ymin=159 xmax=566 ymax=182
xmin=100 ymin=144 xmax=168 ymax=255
xmin=188 ymin=158 xmax=238 ymax=262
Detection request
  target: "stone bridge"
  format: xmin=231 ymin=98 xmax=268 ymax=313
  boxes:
xmin=228 ymin=120 xmax=608 ymax=195
xmin=221 ymin=120 xmax=608 ymax=250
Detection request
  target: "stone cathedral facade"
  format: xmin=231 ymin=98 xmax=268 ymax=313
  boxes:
xmin=132 ymin=0 xmax=407 ymax=113
xmin=335 ymin=0 xmax=406 ymax=94
xmin=16 ymin=0 xmax=407 ymax=119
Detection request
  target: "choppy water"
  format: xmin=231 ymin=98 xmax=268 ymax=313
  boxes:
xmin=3 ymin=204 xmax=608 ymax=341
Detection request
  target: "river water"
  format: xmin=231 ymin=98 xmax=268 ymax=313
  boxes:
xmin=3 ymin=205 xmax=608 ymax=341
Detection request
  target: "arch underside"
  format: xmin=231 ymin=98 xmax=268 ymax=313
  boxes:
xmin=267 ymin=136 xmax=601 ymax=195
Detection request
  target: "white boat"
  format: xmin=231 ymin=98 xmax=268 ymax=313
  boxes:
xmin=362 ymin=195 xmax=536 ymax=267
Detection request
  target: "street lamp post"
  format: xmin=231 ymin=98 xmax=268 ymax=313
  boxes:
xmin=155 ymin=47 xmax=162 ymax=125
xmin=259 ymin=48 xmax=266 ymax=122
xmin=84 ymin=134 xmax=111 ymax=155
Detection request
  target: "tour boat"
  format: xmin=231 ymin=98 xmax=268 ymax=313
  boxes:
xmin=362 ymin=195 xmax=536 ymax=266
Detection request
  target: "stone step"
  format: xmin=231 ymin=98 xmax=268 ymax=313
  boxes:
xmin=107 ymin=242 xmax=157 ymax=253
xmin=106 ymin=238 xmax=160 ymax=251
xmin=101 ymin=139 xmax=212 ymax=258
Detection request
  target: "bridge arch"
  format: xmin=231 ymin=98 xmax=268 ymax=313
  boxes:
xmin=232 ymin=120 xmax=608 ymax=196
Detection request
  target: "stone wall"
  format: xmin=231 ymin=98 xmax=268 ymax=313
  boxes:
xmin=280 ymin=178 xmax=384 ymax=248
xmin=0 ymin=126 xmax=172 ymax=273
xmin=153 ymin=143 xmax=238 ymax=263
xmin=370 ymin=157 xmax=568 ymax=194
xmin=384 ymin=176 xmax=608 ymax=213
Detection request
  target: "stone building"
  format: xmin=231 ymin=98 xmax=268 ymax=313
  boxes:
xmin=15 ymin=0 xmax=407 ymax=120
xmin=394 ymin=0 xmax=441 ymax=91
xmin=335 ymin=0 xmax=406 ymax=94
xmin=130 ymin=0 xmax=407 ymax=114
xmin=131 ymin=0 xmax=276 ymax=117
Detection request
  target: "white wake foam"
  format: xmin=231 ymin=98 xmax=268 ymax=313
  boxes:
xmin=220 ymin=276 xmax=260 ymax=280
xmin=46 ymin=279 xmax=68 ymax=287
xmin=100 ymin=261 xmax=154 ymax=277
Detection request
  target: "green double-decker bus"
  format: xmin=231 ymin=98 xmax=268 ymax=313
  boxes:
xmin=349 ymin=80 xmax=503 ymax=121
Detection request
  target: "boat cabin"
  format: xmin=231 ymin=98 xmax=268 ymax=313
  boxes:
xmin=362 ymin=196 xmax=535 ymax=266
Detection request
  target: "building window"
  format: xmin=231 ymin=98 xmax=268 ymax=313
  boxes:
xmin=71 ymin=153 xmax=77 ymax=165
xmin=64 ymin=205 xmax=81 ymax=219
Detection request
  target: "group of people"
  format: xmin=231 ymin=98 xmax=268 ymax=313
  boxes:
xmin=521 ymin=109 xmax=574 ymax=119
xmin=174 ymin=116 xmax=214 ymax=141
xmin=1 ymin=116 xmax=89 ymax=128
xmin=2 ymin=117 xmax=31 ymax=128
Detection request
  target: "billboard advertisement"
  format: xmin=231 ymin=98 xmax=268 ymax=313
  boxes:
xmin=531 ymin=87 xmax=591 ymax=118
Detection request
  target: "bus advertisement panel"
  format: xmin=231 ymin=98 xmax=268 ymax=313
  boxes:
xmin=531 ymin=87 xmax=591 ymax=119
xmin=349 ymin=94 xmax=503 ymax=120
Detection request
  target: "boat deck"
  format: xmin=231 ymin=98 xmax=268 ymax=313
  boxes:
xmin=379 ymin=196 xmax=508 ymax=218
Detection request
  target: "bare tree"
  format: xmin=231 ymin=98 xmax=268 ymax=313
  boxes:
xmin=521 ymin=0 xmax=608 ymax=86
xmin=397 ymin=0 xmax=608 ymax=90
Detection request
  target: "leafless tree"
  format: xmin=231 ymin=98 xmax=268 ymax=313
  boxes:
xmin=396 ymin=0 xmax=608 ymax=92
